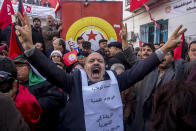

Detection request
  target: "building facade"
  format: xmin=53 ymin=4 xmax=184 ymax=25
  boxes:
xmin=123 ymin=0 xmax=196 ymax=47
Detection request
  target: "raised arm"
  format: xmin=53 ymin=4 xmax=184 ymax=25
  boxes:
xmin=118 ymin=25 xmax=187 ymax=91
xmin=15 ymin=13 xmax=72 ymax=93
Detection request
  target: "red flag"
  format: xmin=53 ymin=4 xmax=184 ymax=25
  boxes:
xmin=63 ymin=50 xmax=78 ymax=65
xmin=143 ymin=4 xmax=159 ymax=28
xmin=55 ymin=0 xmax=60 ymax=13
xmin=139 ymin=41 xmax=144 ymax=47
xmin=8 ymin=24 xmax=22 ymax=59
xmin=26 ymin=5 xmax=32 ymax=13
xmin=174 ymin=33 xmax=184 ymax=60
xmin=130 ymin=0 xmax=149 ymax=12
xmin=0 ymin=0 xmax=14 ymax=30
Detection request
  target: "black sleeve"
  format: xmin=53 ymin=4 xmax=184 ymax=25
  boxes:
xmin=25 ymin=48 xmax=73 ymax=93
xmin=117 ymin=53 xmax=161 ymax=92
xmin=123 ymin=47 xmax=138 ymax=68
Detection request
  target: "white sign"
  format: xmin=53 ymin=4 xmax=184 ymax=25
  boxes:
xmin=0 ymin=1 xmax=55 ymax=18
xmin=165 ymin=0 xmax=196 ymax=18
xmin=80 ymin=70 xmax=124 ymax=131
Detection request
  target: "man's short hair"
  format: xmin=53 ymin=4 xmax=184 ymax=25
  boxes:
xmin=110 ymin=63 xmax=125 ymax=71
xmin=82 ymin=41 xmax=91 ymax=49
xmin=151 ymin=80 xmax=196 ymax=131
xmin=99 ymin=39 xmax=107 ymax=45
xmin=142 ymin=43 xmax=155 ymax=52
xmin=33 ymin=17 xmax=41 ymax=23
xmin=189 ymin=41 xmax=196 ymax=51
xmin=0 ymin=56 xmax=17 ymax=93
xmin=77 ymin=36 xmax=84 ymax=42
xmin=108 ymin=42 xmax=122 ymax=50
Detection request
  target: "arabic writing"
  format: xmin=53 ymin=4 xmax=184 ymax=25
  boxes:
xmin=90 ymin=95 xmax=116 ymax=104
xmin=92 ymin=84 xmax=111 ymax=92
xmin=174 ymin=0 xmax=192 ymax=9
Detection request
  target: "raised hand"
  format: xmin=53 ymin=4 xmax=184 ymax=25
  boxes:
xmin=120 ymin=23 xmax=128 ymax=49
xmin=161 ymin=25 xmax=187 ymax=54
xmin=15 ymin=12 xmax=34 ymax=50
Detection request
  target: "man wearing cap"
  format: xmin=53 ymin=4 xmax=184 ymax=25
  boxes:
xmin=107 ymin=42 xmax=130 ymax=70
xmin=0 ymin=56 xmax=30 ymax=131
xmin=32 ymin=17 xmax=44 ymax=44
xmin=14 ymin=56 xmax=65 ymax=131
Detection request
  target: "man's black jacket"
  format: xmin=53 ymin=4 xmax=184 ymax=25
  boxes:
xmin=25 ymin=47 xmax=162 ymax=131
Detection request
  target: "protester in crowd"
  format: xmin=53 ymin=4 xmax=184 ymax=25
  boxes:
xmin=137 ymin=51 xmax=141 ymax=59
xmin=14 ymin=56 xmax=65 ymax=131
xmin=96 ymin=39 xmax=107 ymax=56
xmin=160 ymin=41 xmax=165 ymax=47
xmin=127 ymin=49 xmax=196 ymax=131
xmin=50 ymin=50 xmax=62 ymax=63
xmin=107 ymin=41 xmax=131 ymax=69
xmin=15 ymin=13 xmax=186 ymax=131
xmin=151 ymin=80 xmax=196 ymax=131
xmin=77 ymin=51 xmax=89 ymax=65
xmin=111 ymin=63 xmax=132 ymax=124
xmin=42 ymin=15 xmax=62 ymax=52
xmin=32 ymin=17 xmax=44 ymax=44
xmin=47 ymin=38 xmax=67 ymax=57
xmin=72 ymin=62 xmax=84 ymax=70
xmin=82 ymin=41 xmax=92 ymax=54
xmin=76 ymin=36 xmax=84 ymax=51
xmin=0 ymin=56 xmax=30 ymax=131
xmin=141 ymin=43 xmax=155 ymax=59
xmin=187 ymin=41 xmax=196 ymax=62
xmin=35 ymin=42 xmax=46 ymax=55
xmin=154 ymin=43 xmax=160 ymax=50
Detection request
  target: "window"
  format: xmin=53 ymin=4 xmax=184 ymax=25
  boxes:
xmin=140 ymin=20 xmax=168 ymax=44
xmin=125 ymin=0 xmax=130 ymax=7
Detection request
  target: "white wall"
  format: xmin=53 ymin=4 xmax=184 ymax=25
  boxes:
xmin=123 ymin=0 xmax=196 ymax=46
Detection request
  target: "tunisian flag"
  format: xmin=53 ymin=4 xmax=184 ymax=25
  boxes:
xmin=130 ymin=0 xmax=149 ymax=12
xmin=63 ymin=50 xmax=78 ymax=66
xmin=0 ymin=0 xmax=14 ymax=30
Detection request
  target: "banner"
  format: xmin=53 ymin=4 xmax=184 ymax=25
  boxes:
xmin=60 ymin=1 xmax=122 ymax=51
xmin=165 ymin=0 xmax=196 ymax=19
xmin=0 ymin=1 xmax=55 ymax=18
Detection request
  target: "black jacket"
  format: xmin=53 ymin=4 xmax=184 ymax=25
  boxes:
xmin=127 ymin=59 xmax=196 ymax=131
xmin=20 ymin=80 xmax=65 ymax=131
xmin=106 ymin=52 xmax=131 ymax=70
xmin=25 ymin=47 xmax=162 ymax=131
xmin=32 ymin=27 xmax=44 ymax=44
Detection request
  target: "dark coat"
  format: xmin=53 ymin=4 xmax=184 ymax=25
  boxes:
xmin=42 ymin=25 xmax=60 ymax=50
xmin=25 ymin=47 xmax=162 ymax=131
xmin=0 ymin=93 xmax=30 ymax=131
xmin=127 ymin=59 xmax=196 ymax=131
xmin=21 ymin=80 xmax=65 ymax=131
xmin=32 ymin=27 xmax=44 ymax=44
xmin=106 ymin=52 xmax=131 ymax=70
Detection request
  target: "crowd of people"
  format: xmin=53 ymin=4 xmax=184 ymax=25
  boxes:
xmin=0 ymin=12 xmax=196 ymax=131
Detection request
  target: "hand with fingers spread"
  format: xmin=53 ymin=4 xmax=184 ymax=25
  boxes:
xmin=120 ymin=23 xmax=128 ymax=49
xmin=160 ymin=25 xmax=187 ymax=54
xmin=15 ymin=12 xmax=34 ymax=50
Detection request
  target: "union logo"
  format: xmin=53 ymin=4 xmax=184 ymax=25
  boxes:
xmin=66 ymin=17 xmax=117 ymax=51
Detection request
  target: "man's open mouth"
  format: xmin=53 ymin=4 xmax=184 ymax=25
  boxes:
xmin=91 ymin=67 xmax=101 ymax=78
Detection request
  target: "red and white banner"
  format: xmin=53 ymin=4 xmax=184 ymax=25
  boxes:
xmin=130 ymin=0 xmax=149 ymax=12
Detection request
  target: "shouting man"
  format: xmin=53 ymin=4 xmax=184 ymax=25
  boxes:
xmin=15 ymin=13 xmax=186 ymax=131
